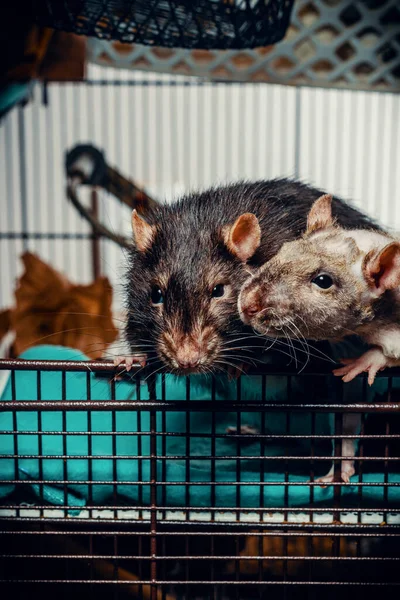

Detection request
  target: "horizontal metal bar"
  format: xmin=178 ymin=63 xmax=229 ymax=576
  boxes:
xmin=1 ymin=454 xmax=398 ymax=461
xmin=1 ymin=526 xmax=398 ymax=535
xmin=1 ymin=401 xmax=400 ymax=412
xmin=2 ymin=554 xmax=398 ymax=562
xmin=2 ymin=430 xmax=400 ymax=439
xmin=0 ymin=359 xmax=131 ymax=373
xmin=1 ymin=505 xmax=400 ymax=513
xmin=3 ymin=479 xmax=399 ymax=486
xmin=1 ymin=358 xmax=400 ymax=378
xmin=0 ymin=579 xmax=398 ymax=586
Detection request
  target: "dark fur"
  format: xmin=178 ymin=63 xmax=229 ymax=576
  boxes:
xmin=125 ymin=178 xmax=380 ymax=373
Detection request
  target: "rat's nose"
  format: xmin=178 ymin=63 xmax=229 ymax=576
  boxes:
xmin=175 ymin=343 xmax=201 ymax=369
xmin=240 ymin=288 xmax=263 ymax=319
xmin=177 ymin=355 xmax=200 ymax=369
xmin=243 ymin=302 xmax=260 ymax=317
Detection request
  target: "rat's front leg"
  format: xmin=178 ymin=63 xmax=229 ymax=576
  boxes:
xmin=314 ymin=413 xmax=360 ymax=486
xmin=333 ymin=347 xmax=391 ymax=386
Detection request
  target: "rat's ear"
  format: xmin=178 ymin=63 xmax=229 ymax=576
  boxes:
xmin=131 ymin=209 xmax=156 ymax=252
xmin=363 ymin=241 xmax=400 ymax=295
xmin=306 ymin=194 xmax=334 ymax=235
xmin=223 ymin=213 xmax=261 ymax=262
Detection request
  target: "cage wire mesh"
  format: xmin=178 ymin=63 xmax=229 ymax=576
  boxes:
xmin=32 ymin=0 xmax=295 ymax=49
xmin=1 ymin=358 xmax=400 ymax=597
xmin=87 ymin=0 xmax=400 ymax=92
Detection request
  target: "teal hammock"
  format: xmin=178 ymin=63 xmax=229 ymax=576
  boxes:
xmin=0 ymin=345 xmax=399 ymax=511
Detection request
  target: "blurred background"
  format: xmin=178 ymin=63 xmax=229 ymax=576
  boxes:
xmin=1 ymin=0 xmax=400 ymax=337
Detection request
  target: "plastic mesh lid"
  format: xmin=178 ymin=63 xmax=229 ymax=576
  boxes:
xmin=32 ymin=0 xmax=295 ymax=49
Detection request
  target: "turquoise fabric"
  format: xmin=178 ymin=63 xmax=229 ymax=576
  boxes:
xmin=0 ymin=82 xmax=33 ymax=119
xmin=0 ymin=345 xmax=399 ymax=510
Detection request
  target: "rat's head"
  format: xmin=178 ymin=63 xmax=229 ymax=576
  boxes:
xmin=239 ymin=194 xmax=400 ymax=341
xmin=126 ymin=206 xmax=261 ymax=374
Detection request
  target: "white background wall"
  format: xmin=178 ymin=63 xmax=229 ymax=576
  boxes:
xmin=1 ymin=64 xmax=400 ymax=312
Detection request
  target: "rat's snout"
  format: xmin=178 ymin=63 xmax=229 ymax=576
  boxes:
xmin=175 ymin=338 xmax=201 ymax=369
xmin=159 ymin=326 xmax=220 ymax=373
xmin=239 ymin=286 xmax=265 ymax=322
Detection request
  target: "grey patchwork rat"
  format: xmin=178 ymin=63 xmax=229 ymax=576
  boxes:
xmin=238 ymin=193 xmax=400 ymax=386
xmin=238 ymin=193 xmax=400 ymax=484
xmin=118 ymin=180 xmax=380 ymax=377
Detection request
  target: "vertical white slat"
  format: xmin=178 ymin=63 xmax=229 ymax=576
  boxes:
xmin=270 ymin=85 xmax=282 ymax=177
xmin=3 ymin=74 xmax=400 ymax=321
xmin=338 ymin=90 xmax=353 ymax=201
xmin=201 ymin=82 xmax=212 ymax=191
xmin=216 ymin=84 xmax=228 ymax=185
xmin=133 ymin=82 xmax=145 ymax=189
xmin=188 ymin=81 xmax=199 ymax=191
xmin=362 ymin=92 xmax=379 ymax=218
xmin=284 ymin=86 xmax=297 ymax=179
xmin=389 ymin=95 xmax=400 ymax=231
xmin=256 ymin=83 xmax=269 ymax=179
xmin=0 ymin=116 xmax=10 ymax=309
xmin=325 ymin=90 xmax=338 ymax=193
xmin=243 ymin=84 xmax=257 ymax=180
xmin=174 ymin=80 xmax=186 ymax=193
xmin=298 ymin=87 xmax=311 ymax=185
xmin=2 ymin=103 xmax=22 ymax=311
xmin=6 ymin=108 xmax=22 ymax=233
xmin=23 ymin=88 xmax=36 ymax=238
xmin=314 ymin=88 xmax=326 ymax=188
xmin=378 ymin=93 xmax=393 ymax=228
xmin=229 ymin=84 xmax=241 ymax=181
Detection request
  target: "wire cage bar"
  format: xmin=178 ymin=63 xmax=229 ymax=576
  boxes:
xmin=1 ymin=358 xmax=400 ymax=598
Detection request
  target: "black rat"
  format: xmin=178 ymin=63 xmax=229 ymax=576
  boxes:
xmin=117 ymin=179 xmax=379 ymax=376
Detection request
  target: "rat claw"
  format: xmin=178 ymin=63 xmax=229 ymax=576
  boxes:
xmin=313 ymin=460 xmax=355 ymax=487
xmin=341 ymin=461 xmax=355 ymax=483
xmin=332 ymin=365 xmax=351 ymax=377
xmin=342 ymin=370 xmax=359 ymax=383
xmin=113 ymin=355 xmax=147 ymax=372
xmin=333 ymin=348 xmax=390 ymax=385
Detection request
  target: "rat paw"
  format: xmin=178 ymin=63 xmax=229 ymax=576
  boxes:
xmin=333 ymin=348 xmax=389 ymax=385
xmin=341 ymin=461 xmax=356 ymax=484
xmin=114 ymin=355 xmax=147 ymax=372
xmin=313 ymin=460 xmax=355 ymax=488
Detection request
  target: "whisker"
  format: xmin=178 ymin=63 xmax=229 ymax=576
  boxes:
xmin=213 ymin=359 xmax=246 ymax=375
xmin=282 ymin=318 xmax=307 ymax=371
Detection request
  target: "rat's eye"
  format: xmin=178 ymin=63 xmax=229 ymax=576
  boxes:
xmin=211 ymin=284 xmax=225 ymax=298
xmin=151 ymin=286 xmax=164 ymax=304
xmin=312 ymin=274 xmax=334 ymax=290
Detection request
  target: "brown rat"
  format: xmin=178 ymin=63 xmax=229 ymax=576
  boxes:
xmin=119 ymin=180 xmax=380 ymax=377
xmin=238 ymin=193 xmax=400 ymax=386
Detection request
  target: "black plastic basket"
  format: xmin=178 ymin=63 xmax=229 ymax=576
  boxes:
xmin=32 ymin=0 xmax=295 ymax=49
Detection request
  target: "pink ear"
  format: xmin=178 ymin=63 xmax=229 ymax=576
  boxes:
xmin=364 ymin=242 xmax=400 ymax=294
xmin=306 ymin=194 xmax=334 ymax=235
xmin=131 ymin=209 xmax=156 ymax=252
xmin=223 ymin=213 xmax=261 ymax=262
